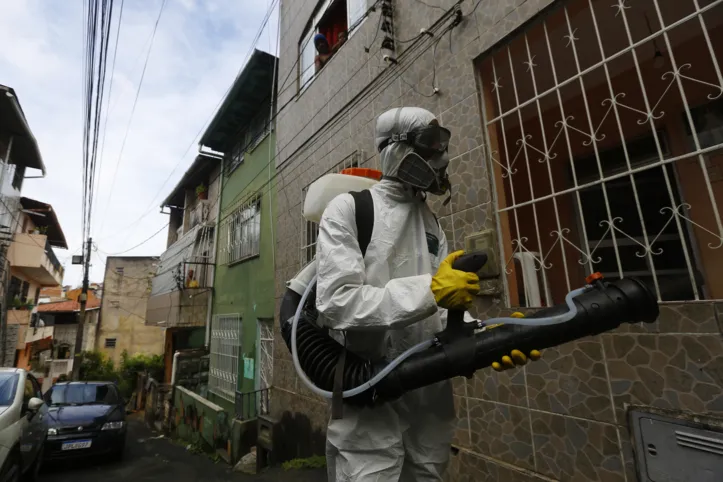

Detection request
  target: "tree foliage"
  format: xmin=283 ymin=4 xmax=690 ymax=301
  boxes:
xmin=77 ymin=350 xmax=116 ymax=382
xmin=77 ymin=350 xmax=164 ymax=398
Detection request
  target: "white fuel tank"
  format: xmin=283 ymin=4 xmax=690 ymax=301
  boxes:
xmin=303 ymin=170 xmax=380 ymax=223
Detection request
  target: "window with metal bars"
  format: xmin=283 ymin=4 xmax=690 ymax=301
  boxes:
xmin=300 ymin=151 xmax=360 ymax=266
xmin=479 ymin=0 xmax=723 ymax=306
xmin=225 ymin=108 xmax=272 ymax=175
xmin=219 ymin=197 xmax=261 ymax=265
xmin=209 ymin=314 xmax=241 ymax=402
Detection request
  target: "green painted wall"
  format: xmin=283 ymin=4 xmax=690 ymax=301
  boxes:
xmin=212 ymin=132 xmax=276 ymax=404
xmin=174 ymin=386 xmax=231 ymax=453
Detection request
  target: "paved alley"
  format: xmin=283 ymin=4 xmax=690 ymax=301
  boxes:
xmin=41 ymin=415 xmax=326 ymax=482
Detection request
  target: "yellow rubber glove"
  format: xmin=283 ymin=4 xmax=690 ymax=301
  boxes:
xmin=431 ymin=250 xmax=481 ymax=310
xmin=489 ymin=312 xmax=542 ymax=372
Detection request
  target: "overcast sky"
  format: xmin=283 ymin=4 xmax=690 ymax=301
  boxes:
xmin=0 ymin=0 xmax=279 ymax=286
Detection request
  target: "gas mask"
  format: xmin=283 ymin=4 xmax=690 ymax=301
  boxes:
xmin=396 ymin=151 xmax=450 ymax=195
xmin=379 ymin=124 xmax=452 ymax=196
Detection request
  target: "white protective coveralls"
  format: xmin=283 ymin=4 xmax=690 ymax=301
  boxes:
xmin=316 ymin=107 xmax=457 ymax=481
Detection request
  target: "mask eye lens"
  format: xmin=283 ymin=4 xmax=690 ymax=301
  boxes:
xmin=415 ymin=126 xmax=450 ymax=153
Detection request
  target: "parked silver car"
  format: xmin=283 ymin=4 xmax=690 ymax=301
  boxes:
xmin=0 ymin=369 xmax=48 ymax=482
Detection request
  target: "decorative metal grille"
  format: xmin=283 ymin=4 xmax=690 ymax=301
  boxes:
xmin=219 ymin=197 xmax=261 ymax=265
xmin=300 ymin=151 xmax=361 ymax=266
xmin=209 ymin=314 xmax=241 ymax=402
xmin=480 ymin=0 xmax=723 ymax=306
xmin=257 ymin=318 xmax=274 ymax=413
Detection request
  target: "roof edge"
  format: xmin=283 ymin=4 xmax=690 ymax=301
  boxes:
xmin=1 ymin=86 xmax=46 ymax=176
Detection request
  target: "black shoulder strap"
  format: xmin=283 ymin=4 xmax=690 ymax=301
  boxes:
xmin=349 ymin=190 xmax=374 ymax=257
xmin=332 ymin=189 xmax=374 ymax=420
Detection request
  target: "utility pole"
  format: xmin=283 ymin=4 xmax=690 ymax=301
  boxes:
xmin=71 ymin=237 xmax=92 ymax=380
xmin=0 ymin=136 xmax=12 ymax=367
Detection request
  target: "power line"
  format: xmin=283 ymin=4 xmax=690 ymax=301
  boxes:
xmin=218 ymin=8 xmax=460 ymax=218
xmin=96 ymin=0 xmax=456 ymax=259
xmin=97 ymin=0 xmax=167 ymax=238
xmin=93 ymin=0 xmax=384 ymax=245
xmin=101 ymin=222 xmax=169 ymax=256
xmin=106 ymin=0 xmax=283 ymax=242
xmin=97 ymin=0 xmax=376 ymax=241
xmin=76 ymin=0 xmax=118 ymax=380
xmin=124 ymin=3 xmax=456 ymax=233
xmin=92 ymin=0 xmax=125 ymax=231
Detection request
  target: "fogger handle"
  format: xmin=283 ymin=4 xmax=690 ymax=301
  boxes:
xmin=446 ymin=252 xmax=487 ymax=328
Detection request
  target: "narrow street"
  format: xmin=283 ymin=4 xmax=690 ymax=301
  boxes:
xmin=41 ymin=415 xmax=326 ymax=482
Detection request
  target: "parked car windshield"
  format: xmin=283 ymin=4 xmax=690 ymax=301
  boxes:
xmin=0 ymin=373 xmax=19 ymax=406
xmin=45 ymin=384 xmax=118 ymax=406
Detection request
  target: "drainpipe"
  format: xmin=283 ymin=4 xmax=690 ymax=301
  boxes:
xmin=205 ymin=165 xmax=223 ymax=349
xmin=170 ymin=350 xmax=181 ymax=385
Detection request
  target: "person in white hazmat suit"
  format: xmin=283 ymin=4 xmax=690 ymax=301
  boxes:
xmin=315 ymin=107 xmax=538 ymax=482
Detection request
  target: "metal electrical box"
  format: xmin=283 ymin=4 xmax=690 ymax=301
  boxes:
xmin=630 ymin=410 xmax=723 ymax=482
xmin=464 ymin=229 xmax=500 ymax=279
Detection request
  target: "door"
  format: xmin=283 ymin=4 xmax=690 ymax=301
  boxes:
xmin=19 ymin=375 xmax=45 ymax=468
xmin=28 ymin=375 xmax=46 ymax=456
xmin=19 ymin=377 xmax=35 ymax=467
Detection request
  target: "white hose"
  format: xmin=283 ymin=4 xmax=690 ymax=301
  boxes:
xmin=290 ymin=275 xmax=588 ymax=398
xmin=481 ymin=286 xmax=588 ymax=327
xmin=291 ymin=274 xmax=433 ymax=399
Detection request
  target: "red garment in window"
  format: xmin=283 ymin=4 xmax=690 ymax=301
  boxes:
xmin=319 ymin=0 xmax=347 ymax=48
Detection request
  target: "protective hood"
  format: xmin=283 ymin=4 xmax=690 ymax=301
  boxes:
xmin=375 ymin=107 xmax=450 ymax=196
xmin=376 ymin=107 xmax=437 ymax=178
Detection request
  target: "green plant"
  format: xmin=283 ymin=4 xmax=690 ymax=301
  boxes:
xmin=11 ymin=297 xmax=22 ymax=309
xmin=195 ymin=183 xmax=207 ymax=196
xmin=282 ymin=455 xmax=327 ymax=471
xmin=77 ymin=351 xmax=117 ymax=382
xmin=117 ymin=350 xmax=164 ymax=398
xmin=37 ymin=226 xmax=48 ymax=234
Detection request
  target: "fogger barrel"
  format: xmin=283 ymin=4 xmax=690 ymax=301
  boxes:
xmin=280 ymin=274 xmax=659 ymax=404
xmin=373 ymin=277 xmax=658 ymax=400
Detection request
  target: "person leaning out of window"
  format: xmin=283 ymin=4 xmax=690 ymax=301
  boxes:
xmin=314 ymin=31 xmax=347 ymax=72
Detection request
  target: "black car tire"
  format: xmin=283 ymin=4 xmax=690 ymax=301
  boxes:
xmin=22 ymin=444 xmax=43 ymax=482
xmin=112 ymin=435 xmax=126 ymax=463
xmin=112 ymin=446 xmax=124 ymax=463
xmin=0 ymin=453 xmax=21 ymax=482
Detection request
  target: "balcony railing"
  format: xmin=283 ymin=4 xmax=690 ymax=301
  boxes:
xmin=7 ymin=233 xmax=64 ymax=286
xmin=235 ymin=388 xmax=271 ymax=421
xmin=44 ymin=238 xmax=62 ymax=274
xmin=179 ymin=261 xmax=214 ymax=289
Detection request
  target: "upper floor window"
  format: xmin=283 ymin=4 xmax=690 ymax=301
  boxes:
xmin=11 ymin=165 xmax=24 ymax=191
xmin=299 ymin=0 xmax=366 ymax=90
xmin=115 ymin=267 xmax=124 ymax=290
xmin=219 ymin=196 xmax=261 ymax=265
xmin=225 ymin=106 xmax=272 ymax=175
xmin=480 ymin=0 xmax=723 ymax=306
xmin=226 ymin=144 xmax=244 ymax=174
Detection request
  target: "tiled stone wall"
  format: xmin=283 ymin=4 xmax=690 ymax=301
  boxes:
xmin=273 ymin=0 xmax=723 ymax=480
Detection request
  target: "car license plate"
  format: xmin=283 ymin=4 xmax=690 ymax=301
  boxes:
xmin=61 ymin=440 xmax=92 ymax=451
